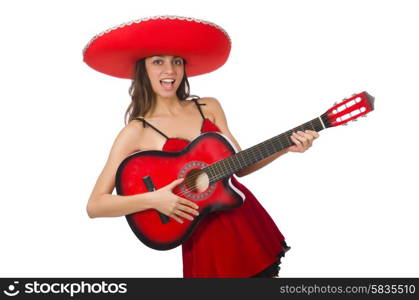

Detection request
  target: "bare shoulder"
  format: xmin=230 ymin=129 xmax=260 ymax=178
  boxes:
xmin=125 ymin=118 xmax=145 ymax=136
xmin=111 ymin=119 xmax=144 ymax=157
xmin=196 ymin=97 xmax=223 ymax=121
xmin=198 ymin=96 xmax=222 ymax=109
xmin=102 ymin=119 xmax=144 ymax=168
xmin=200 ymin=97 xmax=242 ymax=153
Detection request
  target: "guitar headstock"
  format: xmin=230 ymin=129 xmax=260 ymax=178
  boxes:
xmin=322 ymin=91 xmax=375 ymax=128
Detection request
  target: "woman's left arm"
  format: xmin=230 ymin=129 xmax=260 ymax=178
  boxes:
xmin=203 ymin=97 xmax=319 ymax=177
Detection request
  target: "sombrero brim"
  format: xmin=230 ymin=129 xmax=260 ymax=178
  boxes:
xmin=82 ymin=16 xmax=231 ymax=79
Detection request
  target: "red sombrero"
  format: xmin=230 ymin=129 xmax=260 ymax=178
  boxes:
xmin=82 ymin=15 xmax=231 ymax=79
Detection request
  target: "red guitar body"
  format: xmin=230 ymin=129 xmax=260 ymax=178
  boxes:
xmin=115 ymin=132 xmax=244 ymax=250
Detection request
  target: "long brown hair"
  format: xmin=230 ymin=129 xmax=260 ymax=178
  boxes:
xmin=124 ymin=57 xmax=191 ymax=124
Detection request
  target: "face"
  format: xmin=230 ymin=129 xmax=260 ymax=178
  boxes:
xmin=144 ymin=55 xmax=185 ymax=99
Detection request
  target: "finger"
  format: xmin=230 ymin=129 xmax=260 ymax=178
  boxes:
xmin=305 ymin=131 xmax=318 ymax=147
xmin=179 ymin=198 xmax=199 ymax=210
xmin=164 ymin=178 xmax=183 ymax=191
xmin=175 ymin=209 xmax=194 ymax=221
xmin=290 ymin=134 xmax=302 ymax=146
xmin=300 ymin=131 xmax=314 ymax=147
xmin=299 ymin=131 xmax=315 ymax=148
xmin=306 ymin=130 xmax=319 ymax=139
xmin=172 ymin=177 xmax=184 ymax=187
xmin=293 ymin=132 xmax=308 ymax=148
xmin=171 ymin=214 xmax=184 ymax=224
xmin=301 ymin=130 xmax=313 ymax=139
xmin=290 ymin=135 xmax=303 ymax=152
xmin=290 ymin=135 xmax=302 ymax=149
xmin=178 ymin=204 xmax=200 ymax=216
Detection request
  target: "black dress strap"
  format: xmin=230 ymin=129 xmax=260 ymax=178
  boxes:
xmin=134 ymin=117 xmax=170 ymax=140
xmin=190 ymin=96 xmax=206 ymax=120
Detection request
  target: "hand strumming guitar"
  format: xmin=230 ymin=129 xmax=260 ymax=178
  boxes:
xmin=149 ymin=178 xmax=200 ymax=224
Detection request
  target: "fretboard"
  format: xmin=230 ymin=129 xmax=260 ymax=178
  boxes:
xmin=204 ymin=116 xmax=327 ymax=184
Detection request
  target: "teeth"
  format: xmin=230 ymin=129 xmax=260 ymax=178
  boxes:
xmin=161 ymin=79 xmax=175 ymax=83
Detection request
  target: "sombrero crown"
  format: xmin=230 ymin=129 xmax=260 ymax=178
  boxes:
xmin=82 ymin=15 xmax=231 ymax=79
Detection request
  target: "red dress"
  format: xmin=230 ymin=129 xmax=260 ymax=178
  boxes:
xmin=135 ymin=98 xmax=290 ymax=278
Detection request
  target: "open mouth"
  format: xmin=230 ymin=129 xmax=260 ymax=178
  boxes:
xmin=160 ymin=79 xmax=175 ymax=89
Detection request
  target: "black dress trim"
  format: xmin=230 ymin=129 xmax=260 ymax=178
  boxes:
xmin=251 ymin=241 xmax=291 ymax=278
xmin=134 ymin=117 xmax=170 ymax=139
xmin=190 ymin=97 xmax=207 ymax=121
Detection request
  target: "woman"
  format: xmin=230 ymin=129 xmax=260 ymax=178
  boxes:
xmin=83 ymin=16 xmax=319 ymax=278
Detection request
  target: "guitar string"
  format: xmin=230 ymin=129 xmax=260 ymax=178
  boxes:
xmin=174 ymin=118 xmax=324 ymax=193
xmin=177 ymin=133 xmax=294 ymax=192
xmin=170 ymin=120 xmax=324 ymax=197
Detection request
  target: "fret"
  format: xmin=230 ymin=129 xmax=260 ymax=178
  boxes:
xmin=267 ymin=139 xmax=277 ymax=154
xmin=229 ymin=156 xmax=237 ymax=173
xmin=204 ymin=166 xmax=213 ymax=178
xmin=211 ymin=162 xmax=221 ymax=182
xmin=222 ymin=158 xmax=228 ymax=174
xmin=235 ymin=153 xmax=243 ymax=170
xmin=234 ymin=155 xmax=242 ymax=172
xmin=307 ymin=120 xmax=314 ymax=130
xmin=238 ymin=151 xmax=246 ymax=169
xmin=276 ymin=136 xmax=284 ymax=149
xmin=231 ymin=156 xmax=242 ymax=176
xmin=296 ymin=124 xmax=303 ymax=132
xmin=216 ymin=162 xmax=223 ymax=177
xmin=308 ymin=119 xmax=315 ymax=131
xmin=225 ymin=157 xmax=231 ymax=174
xmin=262 ymin=142 xmax=271 ymax=158
xmin=310 ymin=120 xmax=316 ymax=130
xmin=256 ymin=146 xmax=264 ymax=161
xmin=277 ymin=134 xmax=288 ymax=149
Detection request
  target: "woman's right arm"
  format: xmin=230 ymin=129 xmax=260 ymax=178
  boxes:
xmin=86 ymin=121 xmax=199 ymax=223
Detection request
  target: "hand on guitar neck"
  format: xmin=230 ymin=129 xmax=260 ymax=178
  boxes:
xmin=288 ymin=130 xmax=320 ymax=153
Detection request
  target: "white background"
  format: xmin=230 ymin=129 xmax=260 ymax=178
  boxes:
xmin=1 ymin=0 xmax=418 ymax=277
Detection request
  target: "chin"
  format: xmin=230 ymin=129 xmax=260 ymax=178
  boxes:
xmin=158 ymin=92 xmax=178 ymax=99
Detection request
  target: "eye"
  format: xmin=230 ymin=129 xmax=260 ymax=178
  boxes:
xmin=174 ymin=59 xmax=184 ymax=65
xmin=152 ymin=59 xmax=163 ymax=65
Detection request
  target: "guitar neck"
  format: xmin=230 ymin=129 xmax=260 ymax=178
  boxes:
xmin=204 ymin=114 xmax=328 ymax=184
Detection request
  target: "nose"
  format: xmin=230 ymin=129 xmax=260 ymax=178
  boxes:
xmin=163 ymin=61 xmax=175 ymax=74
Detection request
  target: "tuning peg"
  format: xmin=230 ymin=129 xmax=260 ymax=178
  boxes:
xmin=361 ymin=115 xmax=367 ymax=118
xmin=342 ymin=123 xmax=348 ymax=126
xmin=352 ymin=118 xmax=358 ymax=122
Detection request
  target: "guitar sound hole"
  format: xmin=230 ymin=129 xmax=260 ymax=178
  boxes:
xmin=184 ymin=169 xmax=209 ymax=193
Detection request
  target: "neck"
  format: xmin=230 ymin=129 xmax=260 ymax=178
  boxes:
xmin=149 ymin=95 xmax=184 ymax=118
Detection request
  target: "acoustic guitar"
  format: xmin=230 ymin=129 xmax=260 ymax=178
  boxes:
xmin=115 ymin=91 xmax=375 ymax=250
